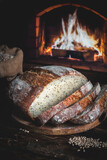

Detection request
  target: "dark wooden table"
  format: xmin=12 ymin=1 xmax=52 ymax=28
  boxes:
xmin=0 ymin=68 xmax=107 ymax=160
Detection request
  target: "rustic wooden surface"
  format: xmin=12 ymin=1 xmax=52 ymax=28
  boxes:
xmin=1 ymin=109 xmax=107 ymax=160
xmin=0 ymin=66 xmax=107 ymax=160
xmin=12 ymin=113 xmax=105 ymax=136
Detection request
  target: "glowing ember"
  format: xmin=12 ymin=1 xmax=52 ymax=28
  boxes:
xmin=94 ymin=53 xmax=99 ymax=61
xmin=44 ymin=47 xmax=52 ymax=56
xmin=52 ymin=10 xmax=102 ymax=58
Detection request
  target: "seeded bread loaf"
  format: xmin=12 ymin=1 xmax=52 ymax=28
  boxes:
xmin=51 ymin=83 xmax=101 ymax=125
xmin=70 ymin=85 xmax=107 ymax=124
xmin=9 ymin=65 xmax=87 ymax=120
xmin=37 ymin=81 xmax=93 ymax=125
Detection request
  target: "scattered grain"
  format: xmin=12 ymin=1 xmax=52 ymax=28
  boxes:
xmin=68 ymin=136 xmax=107 ymax=152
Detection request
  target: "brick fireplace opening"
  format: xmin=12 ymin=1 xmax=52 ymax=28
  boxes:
xmin=33 ymin=3 xmax=107 ymax=73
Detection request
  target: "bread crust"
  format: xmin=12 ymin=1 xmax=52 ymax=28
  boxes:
xmin=9 ymin=68 xmax=59 ymax=116
xmin=37 ymin=81 xmax=93 ymax=125
xmin=51 ymin=83 xmax=101 ymax=125
xmin=70 ymin=85 xmax=107 ymax=124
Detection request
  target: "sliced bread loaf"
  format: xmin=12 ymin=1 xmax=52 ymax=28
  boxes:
xmin=9 ymin=65 xmax=87 ymax=119
xmin=51 ymin=82 xmax=101 ymax=125
xmin=37 ymin=81 xmax=93 ymax=125
xmin=70 ymin=85 xmax=107 ymax=124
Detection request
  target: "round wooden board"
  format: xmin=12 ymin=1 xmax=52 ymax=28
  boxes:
xmin=12 ymin=114 xmax=102 ymax=135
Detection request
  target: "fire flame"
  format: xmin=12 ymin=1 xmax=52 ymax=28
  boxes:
xmin=43 ymin=10 xmax=103 ymax=61
xmin=44 ymin=47 xmax=52 ymax=56
xmin=52 ymin=10 xmax=102 ymax=57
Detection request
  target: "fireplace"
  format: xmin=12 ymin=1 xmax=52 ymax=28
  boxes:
xmin=34 ymin=3 xmax=107 ymax=72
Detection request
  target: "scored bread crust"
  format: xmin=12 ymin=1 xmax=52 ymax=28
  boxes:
xmin=51 ymin=82 xmax=101 ymax=125
xmin=37 ymin=81 xmax=93 ymax=125
xmin=9 ymin=68 xmax=59 ymax=114
xmin=70 ymin=85 xmax=107 ymax=124
xmin=9 ymin=65 xmax=87 ymax=119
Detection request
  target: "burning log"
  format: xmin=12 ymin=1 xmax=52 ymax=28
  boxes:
xmin=52 ymin=49 xmax=66 ymax=57
xmin=50 ymin=10 xmax=103 ymax=62
xmin=52 ymin=49 xmax=98 ymax=62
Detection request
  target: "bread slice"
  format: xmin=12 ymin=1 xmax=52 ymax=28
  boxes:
xmin=37 ymin=81 xmax=93 ymax=125
xmin=51 ymin=82 xmax=101 ymax=125
xmin=9 ymin=65 xmax=87 ymax=119
xmin=70 ymin=85 xmax=107 ymax=124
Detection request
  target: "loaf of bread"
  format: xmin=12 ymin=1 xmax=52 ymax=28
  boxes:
xmin=70 ymin=85 xmax=107 ymax=124
xmin=37 ymin=81 xmax=93 ymax=125
xmin=9 ymin=65 xmax=87 ymax=120
xmin=51 ymin=82 xmax=101 ymax=125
